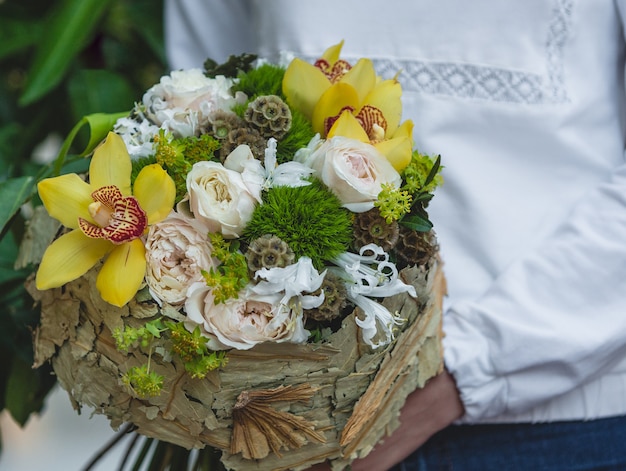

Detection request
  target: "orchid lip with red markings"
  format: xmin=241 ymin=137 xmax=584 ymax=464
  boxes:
xmin=79 ymin=185 xmax=148 ymax=244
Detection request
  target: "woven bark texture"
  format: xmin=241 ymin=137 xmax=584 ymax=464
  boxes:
xmin=30 ymin=257 xmax=444 ymax=471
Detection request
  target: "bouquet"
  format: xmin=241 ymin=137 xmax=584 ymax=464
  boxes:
xmin=28 ymin=41 xmax=444 ymax=470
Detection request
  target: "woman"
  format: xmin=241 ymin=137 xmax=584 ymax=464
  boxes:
xmin=165 ymin=1 xmax=626 ymax=469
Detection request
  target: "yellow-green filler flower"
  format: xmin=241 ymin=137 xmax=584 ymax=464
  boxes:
xmin=36 ymin=132 xmax=175 ymax=307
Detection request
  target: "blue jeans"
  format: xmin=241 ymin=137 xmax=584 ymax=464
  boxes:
xmin=392 ymin=415 xmax=626 ymax=471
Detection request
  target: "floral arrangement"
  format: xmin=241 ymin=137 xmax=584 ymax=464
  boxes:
xmin=31 ymin=41 xmax=443 ymax=469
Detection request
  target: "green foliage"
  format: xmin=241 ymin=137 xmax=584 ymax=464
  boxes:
xmin=276 ymin=108 xmax=315 ymax=164
xmin=0 ymin=0 xmax=167 ymax=432
xmin=375 ymin=183 xmax=413 ymax=223
xmin=402 ymin=151 xmax=443 ymax=196
xmin=113 ymin=317 xmax=167 ymax=352
xmin=168 ymin=322 xmax=228 ymax=379
xmin=202 ymin=233 xmax=249 ymax=303
xmin=152 ymin=130 xmax=221 ymax=202
xmin=115 ymin=317 xmax=227 ymax=396
xmin=121 ymin=364 xmax=164 ymax=398
xmin=233 ymin=63 xmax=286 ymax=99
xmin=203 ymin=53 xmax=258 ymax=79
xmin=243 ymin=180 xmax=353 ymax=268
xmin=399 ymin=153 xmax=443 ymax=232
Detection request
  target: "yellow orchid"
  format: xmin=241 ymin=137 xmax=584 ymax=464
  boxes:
xmin=283 ymin=41 xmax=414 ymax=171
xmin=35 ymin=132 xmax=176 ymax=307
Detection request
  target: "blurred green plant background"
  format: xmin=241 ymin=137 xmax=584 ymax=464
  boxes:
xmin=0 ymin=0 xmax=166 ymax=453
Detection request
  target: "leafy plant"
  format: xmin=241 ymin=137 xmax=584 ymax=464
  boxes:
xmin=0 ymin=0 xmax=166 ymax=450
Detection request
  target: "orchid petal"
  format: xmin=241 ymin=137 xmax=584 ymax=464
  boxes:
xmin=393 ymin=119 xmax=414 ymax=139
xmin=363 ymin=79 xmax=403 ymax=136
xmin=375 ymin=136 xmax=414 ymax=172
xmin=283 ymin=58 xmax=330 ymax=120
xmin=133 ymin=164 xmax=176 ymax=225
xmin=341 ymin=58 xmax=377 ymax=106
xmin=37 ymin=173 xmax=93 ymax=229
xmin=321 ymin=40 xmax=344 ymax=64
xmin=36 ymin=229 xmax=112 ymax=290
xmin=89 ymin=132 xmax=132 ymax=195
xmin=327 ymin=110 xmax=370 ymax=142
xmin=96 ymin=238 xmax=146 ymax=307
xmin=312 ymin=83 xmax=360 ymax=135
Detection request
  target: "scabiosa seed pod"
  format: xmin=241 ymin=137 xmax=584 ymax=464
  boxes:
xmin=246 ymin=234 xmax=296 ymax=274
xmin=208 ymin=110 xmax=245 ymax=140
xmin=394 ymin=228 xmax=439 ymax=269
xmin=352 ymin=208 xmax=400 ymax=252
xmin=244 ymin=95 xmax=292 ymax=140
xmin=219 ymin=127 xmax=267 ymax=163
xmin=306 ymin=272 xmax=348 ymax=323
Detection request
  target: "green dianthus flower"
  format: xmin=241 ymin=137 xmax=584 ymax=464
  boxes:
xmin=243 ymin=180 xmax=352 ymax=269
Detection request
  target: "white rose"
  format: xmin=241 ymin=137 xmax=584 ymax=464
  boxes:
xmin=184 ymin=161 xmax=258 ymax=238
xmin=184 ymin=283 xmax=308 ymax=350
xmin=302 ymin=136 xmax=402 ymax=212
xmin=142 ymin=69 xmax=244 ymax=137
xmin=144 ymin=211 xmax=217 ymax=308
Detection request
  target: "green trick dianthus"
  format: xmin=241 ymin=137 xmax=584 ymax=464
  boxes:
xmin=243 ymin=180 xmax=353 ymax=269
xmin=233 ymin=63 xmax=286 ymax=99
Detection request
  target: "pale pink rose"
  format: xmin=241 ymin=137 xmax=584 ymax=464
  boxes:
xmin=184 ymin=283 xmax=308 ymax=350
xmin=184 ymin=161 xmax=258 ymax=238
xmin=142 ymin=69 xmax=244 ymax=137
xmin=302 ymin=136 xmax=402 ymax=212
xmin=144 ymin=211 xmax=217 ymax=308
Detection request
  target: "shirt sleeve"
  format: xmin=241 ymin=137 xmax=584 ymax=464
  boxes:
xmin=164 ymin=0 xmax=253 ymax=70
xmin=443 ymin=8 xmax=626 ymax=420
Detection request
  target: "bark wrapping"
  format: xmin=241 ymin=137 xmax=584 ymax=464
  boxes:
xmin=30 ymin=256 xmax=445 ymax=471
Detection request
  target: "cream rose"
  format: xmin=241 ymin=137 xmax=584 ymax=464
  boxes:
xmin=301 ymin=136 xmax=402 ymax=212
xmin=184 ymin=161 xmax=258 ymax=238
xmin=184 ymin=283 xmax=309 ymax=350
xmin=144 ymin=211 xmax=217 ymax=308
xmin=142 ymin=69 xmax=243 ymax=137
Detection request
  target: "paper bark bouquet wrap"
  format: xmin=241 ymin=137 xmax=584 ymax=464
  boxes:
xmin=29 ymin=42 xmax=445 ymax=471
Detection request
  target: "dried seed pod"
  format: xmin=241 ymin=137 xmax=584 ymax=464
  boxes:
xmin=246 ymin=234 xmax=295 ymax=274
xmin=394 ymin=228 xmax=439 ymax=269
xmin=306 ymin=271 xmax=348 ymax=323
xmin=219 ymin=127 xmax=267 ymax=162
xmin=352 ymin=208 xmax=400 ymax=252
xmin=244 ymin=95 xmax=292 ymax=140
xmin=208 ymin=110 xmax=245 ymax=139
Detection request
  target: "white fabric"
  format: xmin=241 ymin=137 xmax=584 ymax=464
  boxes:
xmin=165 ymin=0 xmax=626 ymax=423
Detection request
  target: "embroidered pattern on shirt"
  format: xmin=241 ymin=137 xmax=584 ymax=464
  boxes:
xmin=300 ymin=0 xmax=573 ymax=104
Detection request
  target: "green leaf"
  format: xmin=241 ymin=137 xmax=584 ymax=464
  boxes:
xmin=52 ymin=111 xmax=129 ymax=176
xmin=67 ymin=69 xmax=135 ymax=122
xmin=0 ymin=17 xmax=44 ymax=60
xmin=19 ymin=0 xmax=115 ymax=106
xmin=423 ymin=154 xmax=442 ymax=188
xmin=0 ymin=230 xmax=30 ymax=284
xmin=0 ymin=176 xmax=35 ymax=236
xmin=400 ymin=214 xmax=434 ymax=232
xmin=4 ymin=355 xmax=55 ymax=426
